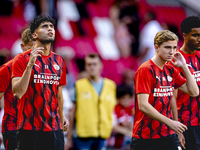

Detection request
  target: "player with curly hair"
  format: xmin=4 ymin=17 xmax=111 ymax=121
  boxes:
xmin=11 ymin=14 xmax=68 ymax=150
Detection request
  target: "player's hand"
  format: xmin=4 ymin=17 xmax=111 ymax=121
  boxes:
xmin=178 ymin=133 xmax=186 ymax=149
xmin=170 ymin=52 xmax=186 ymax=68
xmin=168 ymin=120 xmax=187 ymax=134
xmin=63 ymin=117 xmax=69 ymax=132
xmin=28 ymin=43 xmax=44 ymax=67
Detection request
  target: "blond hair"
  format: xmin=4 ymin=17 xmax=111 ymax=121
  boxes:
xmin=21 ymin=28 xmax=34 ymax=45
xmin=154 ymin=30 xmax=178 ymax=47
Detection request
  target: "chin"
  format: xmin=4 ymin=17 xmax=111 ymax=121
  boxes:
xmin=41 ymin=39 xmax=55 ymax=43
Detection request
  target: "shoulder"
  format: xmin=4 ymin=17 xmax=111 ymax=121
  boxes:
xmin=104 ymin=78 xmax=116 ymax=88
xmin=136 ymin=61 xmax=153 ymax=75
xmin=14 ymin=50 xmax=31 ymax=61
xmin=76 ymin=78 xmax=88 ymax=85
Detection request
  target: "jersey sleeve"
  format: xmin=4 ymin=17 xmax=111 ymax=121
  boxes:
xmin=134 ymin=68 xmax=153 ymax=95
xmin=174 ymin=68 xmax=186 ymax=89
xmin=0 ymin=65 xmax=11 ymax=92
xmin=59 ymin=59 xmax=66 ymax=86
xmin=11 ymin=54 xmax=27 ymax=78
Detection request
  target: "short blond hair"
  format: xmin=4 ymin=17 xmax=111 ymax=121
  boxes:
xmin=21 ymin=28 xmax=34 ymax=45
xmin=154 ymin=30 xmax=178 ymax=47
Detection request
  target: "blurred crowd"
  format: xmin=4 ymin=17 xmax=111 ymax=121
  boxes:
xmin=0 ymin=0 xmax=187 ymax=149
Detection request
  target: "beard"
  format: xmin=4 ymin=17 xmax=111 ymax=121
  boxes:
xmin=39 ymin=36 xmax=55 ymax=44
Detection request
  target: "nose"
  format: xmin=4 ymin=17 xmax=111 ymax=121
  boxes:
xmin=48 ymin=26 xmax=52 ymax=31
xmin=169 ymin=49 xmax=173 ymax=55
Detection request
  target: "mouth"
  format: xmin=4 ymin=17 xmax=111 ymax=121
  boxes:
xmin=48 ymin=32 xmax=53 ymax=36
xmin=167 ymin=56 xmax=172 ymax=59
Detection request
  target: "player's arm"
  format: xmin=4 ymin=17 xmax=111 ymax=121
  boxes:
xmin=12 ymin=47 xmax=44 ymax=99
xmin=58 ymin=86 xmax=64 ymax=127
xmin=171 ymin=89 xmax=178 ymax=121
xmin=171 ymin=52 xmax=199 ymax=97
xmin=58 ymin=85 xmax=68 ymax=130
xmin=137 ymin=93 xmax=187 ymax=134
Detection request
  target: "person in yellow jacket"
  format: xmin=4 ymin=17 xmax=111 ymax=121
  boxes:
xmin=66 ymin=53 xmax=116 ymax=150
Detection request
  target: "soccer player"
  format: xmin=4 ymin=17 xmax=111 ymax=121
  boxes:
xmin=172 ymin=16 xmax=200 ymax=150
xmin=0 ymin=27 xmax=67 ymax=150
xmin=130 ymin=30 xmax=199 ymax=150
xmin=0 ymin=28 xmax=34 ymax=150
xmin=20 ymin=28 xmax=35 ymax=51
xmin=11 ymin=14 xmax=67 ymax=150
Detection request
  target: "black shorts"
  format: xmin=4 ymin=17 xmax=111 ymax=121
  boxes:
xmin=130 ymin=134 xmax=181 ymax=150
xmin=2 ymin=130 xmax=17 ymax=150
xmin=183 ymin=126 xmax=200 ymax=150
xmin=17 ymin=130 xmax=64 ymax=150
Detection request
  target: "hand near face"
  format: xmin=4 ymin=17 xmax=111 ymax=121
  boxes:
xmin=170 ymin=52 xmax=186 ymax=68
xmin=28 ymin=43 xmax=44 ymax=67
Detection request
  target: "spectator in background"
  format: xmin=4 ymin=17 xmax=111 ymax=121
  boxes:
xmin=121 ymin=69 xmax=135 ymax=88
xmin=108 ymin=84 xmax=134 ymax=150
xmin=114 ymin=23 xmax=132 ymax=58
xmin=138 ymin=11 xmax=163 ymax=63
xmin=66 ymin=53 xmax=116 ymax=150
xmin=110 ymin=0 xmax=140 ymax=55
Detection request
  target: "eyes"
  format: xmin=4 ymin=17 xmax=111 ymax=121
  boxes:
xmin=164 ymin=46 xmax=177 ymax=50
xmin=192 ymin=34 xmax=200 ymax=37
xmin=41 ymin=24 xmax=54 ymax=29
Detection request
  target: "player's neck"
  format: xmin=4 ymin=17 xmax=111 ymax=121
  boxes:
xmin=35 ymin=42 xmax=51 ymax=56
xmin=151 ymin=55 xmax=166 ymax=70
xmin=180 ymin=43 xmax=196 ymax=54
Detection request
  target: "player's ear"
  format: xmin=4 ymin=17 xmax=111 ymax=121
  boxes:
xmin=182 ymin=33 xmax=187 ymax=40
xmin=20 ymin=44 xmax=24 ymax=51
xmin=32 ymin=33 xmax=38 ymax=39
xmin=154 ymin=44 xmax=159 ymax=52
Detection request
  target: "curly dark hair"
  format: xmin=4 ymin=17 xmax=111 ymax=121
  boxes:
xmin=180 ymin=16 xmax=200 ymax=34
xmin=30 ymin=14 xmax=55 ymax=34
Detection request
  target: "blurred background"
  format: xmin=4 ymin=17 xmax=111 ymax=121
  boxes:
xmin=0 ymin=0 xmax=199 ymax=84
xmin=0 ymin=0 xmax=199 ymax=149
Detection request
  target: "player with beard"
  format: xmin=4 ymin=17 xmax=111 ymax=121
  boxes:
xmin=11 ymin=14 xmax=68 ymax=150
xmin=0 ymin=28 xmax=34 ymax=150
xmin=171 ymin=16 xmax=200 ymax=150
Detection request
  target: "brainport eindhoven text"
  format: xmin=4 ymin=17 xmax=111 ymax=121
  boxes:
xmin=33 ymin=74 xmax=60 ymax=85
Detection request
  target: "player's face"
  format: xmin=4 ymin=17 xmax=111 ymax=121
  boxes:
xmin=85 ymin=57 xmax=102 ymax=78
xmin=185 ymin=28 xmax=200 ymax=50
xmin=35 ymin=22 xmax=55 ymax=43
xmin=156 ymin=40 xmax=177 ymax=61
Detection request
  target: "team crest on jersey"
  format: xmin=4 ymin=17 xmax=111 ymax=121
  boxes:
xmin=53 ymin=64 xmax=60 ymax=70
xmin=167 ymin=76 xmax=173 ymax=82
